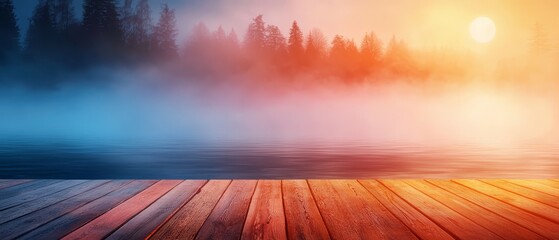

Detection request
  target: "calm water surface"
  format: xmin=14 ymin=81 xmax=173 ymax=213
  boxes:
xmin=1 ymin=139 xmax=558 ymax=179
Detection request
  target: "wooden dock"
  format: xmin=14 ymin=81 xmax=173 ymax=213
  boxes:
xmin=1 ymin=179 xmax=559 ymax=239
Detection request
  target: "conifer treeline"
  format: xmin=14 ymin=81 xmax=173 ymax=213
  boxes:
xmin=0 ymin=0 xmax=471 ymax=82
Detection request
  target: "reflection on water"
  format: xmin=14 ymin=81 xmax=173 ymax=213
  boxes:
xmin=1 ymin=139 xmax=558 ymax=179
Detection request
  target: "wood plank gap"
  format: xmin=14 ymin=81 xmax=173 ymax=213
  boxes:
xmin=0 ymin=180 xmax=32 ymax=190
xmin=0 ymin=180 xmax=88 ymax=211
xmin=357 ymin=180 xmax=453 ymax=240
xmin=452 ymin=180 xmax=559 ymax=224
xmin=0 ymin=180 xmax=111 ymax=225
xmin=195 ymin=180 xmax=258 ymax=240
xmin=481 ymin=180 xmax=559 ymax=209
xmin=379 ymin=180 xmax=502 ymax=240
xmin=106 ymin=180 xmax=207 ymax=240
xmin=62 ymin=180 xmax=179 ymax=240
xmin=503 ymin=180 xmax=559 ymax=198
xmin=426 ymin=180 xmax=559 ymax=239
xmin=0 ymin=180 xmax=134 ymax=239
xmin=403 ymin=180 xmax=544 ymax=240
xmin=144 ymin=180 xmax=210 ymax=239
xmin=305 ymin=180 xmax=334 ymax=240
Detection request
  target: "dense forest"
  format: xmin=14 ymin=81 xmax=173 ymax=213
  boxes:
xmin=1 ymin=0 xmax=478 ymax=87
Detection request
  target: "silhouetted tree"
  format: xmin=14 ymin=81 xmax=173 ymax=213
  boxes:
xmin=227 ymin=29 xmax=240 ymax=49
xmin=264 ymin=25 xmax=286 ymax=54
xmin=384 ymin=35 xmax=413 ymax=75
xmin=330 ymin=35 xmax=346 ymax=60
xmin=121 ymin=0 xmax=134 ymax=43
xmin=82 ymin=0 xmax=124 ymax=62
xmin=305 ymin=28 xmax=327 ymax=65
xmin=0 ymin=0 xmax=20 ymax=64
xmin=152 ymin=3 xmax=178 ymax=60
xmin=244 ymin=15 xmax=266 ymax=52
xmin=128 ymin=0 xmax=152 ymax=59
xmin=360 ymin=32 xmax=383 ymax=67
xmin=288 ymin=21 xmax=304 ymax=57
xmin=25 ymin=1 xmax=57 ymax=61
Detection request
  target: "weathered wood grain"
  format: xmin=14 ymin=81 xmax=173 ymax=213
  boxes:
xmin=454 ymin=179 xmax=559 ymax=223
xmin=241 ymin=180 xmax=287 ymax=240
xmin=0 ymin=180 xmax=109 ymax=225
xmin=0 ymin=180 xmax=61 ymax=199
xmin=428 ymin=179 xmax=559 ymax=239
xmin=309 ymin=180 xmax=418 ymax=240
xmin=106 ymin=180 xmax=207 ymax=240
xmin=505 ymin=180 xmax=559 ymax=197
xmin=0 ymin=179 xmax=557 ymax=240
xmin=380 ymin=180 xmax=501 ymax=240
xmin=196 ymin=180 xmax=258 ymax=240
xmin=20 ymin=180 xmax=156 ymax=240
xmin=282 ymin=180 xmax=330 ymax=240
xmin=0 ymin=180 xmax=86 ymax=211
xmin=149 ymin=180 xmax=231 ymax=240
xmin=483 ymin=180 xmax=559 ymax=208
xmin=405 ymin=179 xmax=544 ymax=239
xmin=0 ymin=180 xmax=132 ymax=239
xmin=0 ymin=180 xmax=32 ymax=190
xmin=62 ymin=180 xmax=177 ymax=240
xmin=358 ymin=180 xmax=453 ymax=240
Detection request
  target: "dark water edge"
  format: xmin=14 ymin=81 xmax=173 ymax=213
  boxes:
xmin=1 ymin=138 xmax=558 ymax=179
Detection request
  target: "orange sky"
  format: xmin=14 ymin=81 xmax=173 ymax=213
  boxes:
xmin=176 ymin=0 xmax=558 ymax=57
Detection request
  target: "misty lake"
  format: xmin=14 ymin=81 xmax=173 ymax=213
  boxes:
xmin=1 ymin=139 xmax=558 ymax=179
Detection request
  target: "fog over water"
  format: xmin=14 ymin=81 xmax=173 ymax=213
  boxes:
xmin=1 ymin=69 xmax=559 ymax=178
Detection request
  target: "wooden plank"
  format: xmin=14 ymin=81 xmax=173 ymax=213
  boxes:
xmin=149 ymin=180 xmax=231 ymax=239
xmin=0 ymin=180 xmax=87 ymax=210
xmin=529 ymin=179 xmax=559 ymax=190
xmin=0 ymin=180 xmax=61 ymax=199
xmin=454 ymin=180 xmax=559 ymax=223
xmin=20 ymin=180 xmax=157 ymax=240
xmin=504 ymin=180 xmax=559 ymax=198
xmin=428 ymin=180 xmax=559 ymax=239
xmin=358 ymin=180 xmax=453 ymax=240
xmin=404 ymin=180 xmax=544 ymax=239
xmin=196 ymin=180 xmax=258 ymax=240
xmin=0 ymin=180 xmax=32 ymax=190
xmin=282 ymin=180 xmax=329 ymax=240
xmin=380 ymin=180 xmax=501 ymax=240
xmin=309 ymin=180 xmax=418 ymax=239
xmin=0 ymin=180 xmax=109 ymax=224
xmin=106 ymin=180 xmax=208 ymax=240
xmin=0 ymin=180 xmax=132 ymax=239
xmin=242 ymin=180 xmax=287 ymax=240
xmin=62 ymin=180 xmax=178 ymax=240
xmin=482 ymin=180 xmax=559 ymax=209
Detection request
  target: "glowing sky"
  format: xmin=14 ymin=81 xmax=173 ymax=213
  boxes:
xmin=14 ymin=0 xmax=559 ymax=56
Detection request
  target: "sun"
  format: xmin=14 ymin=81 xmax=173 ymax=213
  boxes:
xmin=470 ymin=16 xmax=496 ymax=43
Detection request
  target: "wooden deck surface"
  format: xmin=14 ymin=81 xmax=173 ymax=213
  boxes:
xmin=0 ymin=179 xmax=558 ymax=239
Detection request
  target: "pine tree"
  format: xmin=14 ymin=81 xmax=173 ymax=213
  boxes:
xmin=52 ymin=0 xmax=76 ymax=32
xmin=152 ymin=3 xmax=178 ymax=60
xmin=244 ymin=15 xmax=266 ymax=51
xmin=0 ymin=0 xmax=20 ymax=63
xmin=121 ymin=0 xmax=134 ymax=43
xmin=227 ymin=29 xmax=240 ymax=49
xmin=214 ymin=26 xmax=227 ymax=42
xmin=305 ymin=28 xmax=327 ymax=61
xmin=82 ymin=0 xmax=124 ymax=61
xmin=25 ymin=1 xmax=57 ymax=60
xmin=360 ymin=32 xmax=383 ymax=66
xmin=330 ymin=35 xmax=346 ymax=59
xmin=128 ymin=0 xmax=152 ymax=58
xmin=288 ymin=21 xmax=304 ymax=56
xmin=264 ymin=25 xmax=286 ymax=53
